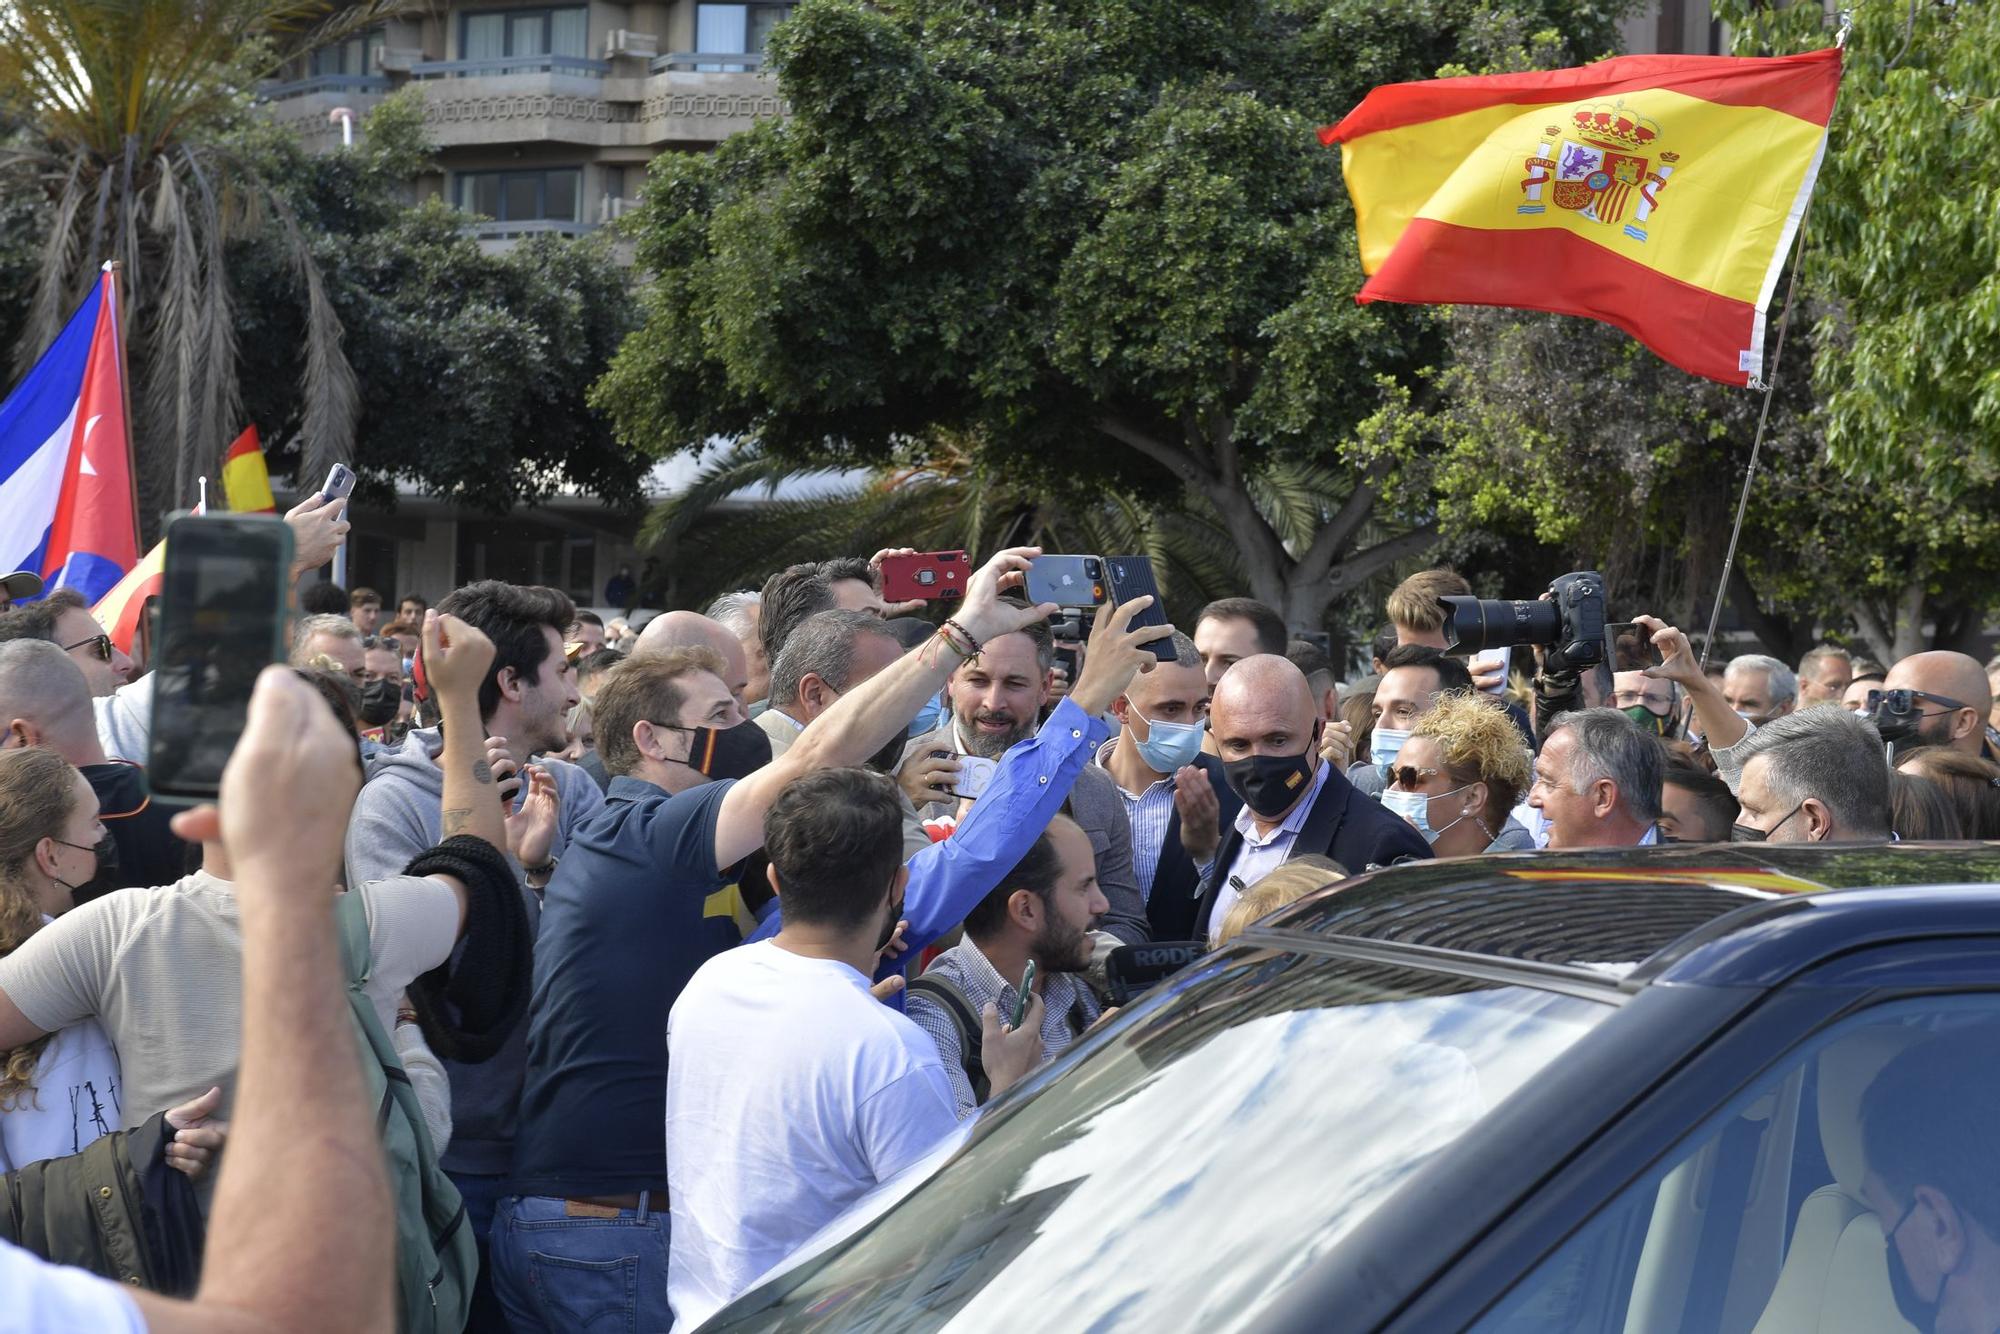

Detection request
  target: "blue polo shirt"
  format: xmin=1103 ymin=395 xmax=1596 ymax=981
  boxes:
xmin=510 ymin=775 xmax=733 ymax=1198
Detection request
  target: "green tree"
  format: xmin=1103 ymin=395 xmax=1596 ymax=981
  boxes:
xmin=597 ymin=0 xmax=1636 ymax=632
xmin=0 ymin=0 xmax=396 ymax=526
xmin=228 ymin=91 xmax=650 ymax=511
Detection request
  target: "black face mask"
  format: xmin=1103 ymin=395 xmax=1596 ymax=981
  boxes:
xmin=53 ymin=832 xmax=121 ymax=904
xmin=359 ymin=678 xmax=402 ymax=726
xmin=1730 ymin=803 xmax=1804 ymax=843
xmin=1883 ymin=1197 xmax=1943 ymax=1332
xmin=1223 ymin=728 xmax=1321 ymax=819
xmin=665 ymin=719 xmax=773 ymax=782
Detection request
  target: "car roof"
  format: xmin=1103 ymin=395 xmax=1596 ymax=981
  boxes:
xmin=1246 ymin=842 xmax=2000 ymax=992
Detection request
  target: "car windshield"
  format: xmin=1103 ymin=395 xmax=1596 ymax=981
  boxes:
xmin=709 ymin=949 xmax=1612 ymax=1332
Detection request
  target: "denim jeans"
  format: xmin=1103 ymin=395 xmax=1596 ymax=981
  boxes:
xmin=491 ymin=1193 xmax=673 ymax=1333
xmin=450 ymin=1170 xmax=511 ymax=1333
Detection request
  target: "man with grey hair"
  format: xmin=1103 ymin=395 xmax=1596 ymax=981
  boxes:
xmin=1796 ymin=643 xmax=1854 ymax=708
xmin=1528 ymin=707 xmax=1665 ymax=849
xmin=1731 ymin=707 xmax=1891 ymax=842
xmin=291 ymin=612 xmax=363 ymax=681
xmin=757 ymin=608 xmax=931 ymax=859
xmin=1097 ymin=631 xmax=1242 ymax=928
xmin=703 ymin=590 xmax=767 ymax=706
xmin=1723 ymin=653 xmax=1798 ymax=728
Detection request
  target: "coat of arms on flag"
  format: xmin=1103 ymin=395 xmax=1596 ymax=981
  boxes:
xmin=1521 ymin=101 xmax=1679 ymax=242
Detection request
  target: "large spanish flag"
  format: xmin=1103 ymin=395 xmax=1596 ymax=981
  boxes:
xmin=1320 ymin=48 xmax=1842 ymax=386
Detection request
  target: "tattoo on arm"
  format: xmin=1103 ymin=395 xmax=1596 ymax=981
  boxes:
xmin=442 ymin=806 xmax=473 ymax=838
xmin=471 ymin=759 xmax=494 ymax=785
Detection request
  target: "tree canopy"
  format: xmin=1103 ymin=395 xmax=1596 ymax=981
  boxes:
xmin=598 ymin=0 xmax=1638 ymax=630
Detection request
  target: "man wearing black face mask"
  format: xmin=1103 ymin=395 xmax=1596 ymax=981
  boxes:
xmin=1196 ymin=655 xmax=1430 ymax=942
xmin=356 ymin=636 xmax=408 ymax=740
xmin=500 ymin=546 xmax=1070 ymax=1331
xmin=1859 ymin=1029 xmax=2000 ymax=1334
xmin=0 ymin=640 xmax=187 ymax=894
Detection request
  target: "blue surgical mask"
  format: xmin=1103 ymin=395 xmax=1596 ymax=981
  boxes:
xmin=1370 ymin=726 xmax=1411 ymax=770
xmin=908 ymin=693 xmax=946 ymax=740
xmin=1132 ymin=709 xmax=1206 ymax=773
xmin=1381 ymin=784 xmax=1474 ymax=844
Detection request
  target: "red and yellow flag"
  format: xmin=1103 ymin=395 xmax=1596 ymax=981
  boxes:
xmin=1320 ymin=48 xmax=1842 ymax=386
xmin=221 ymin=424 xmax=276 ymax=513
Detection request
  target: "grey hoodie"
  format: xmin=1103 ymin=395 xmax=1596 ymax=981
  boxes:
xmin=344 ymin=727 xmax=605 ymax=1176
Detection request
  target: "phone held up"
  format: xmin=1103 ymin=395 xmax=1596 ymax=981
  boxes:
xmin=320 ymin=462 xmax=357 ymax=509
xmin=1605 ymin=622 xmax=1664 ymax=673
xmin=1024 ymin=555 xmax=1107 ymax=609
xmin=879 ymin=550 xmax=970 ymax=603
xmin=1011 ymin=960 xmax=1039 ymax=1029
xmin=147 ymin=513 xmax=295 ymax=799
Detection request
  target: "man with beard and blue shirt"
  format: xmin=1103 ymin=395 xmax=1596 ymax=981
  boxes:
xmin=497 ymin=550 xmax=1166 ymax=1331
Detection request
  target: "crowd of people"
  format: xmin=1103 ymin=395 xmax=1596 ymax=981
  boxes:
xmin=1 ymin=508 xmax=1997 ymax=1332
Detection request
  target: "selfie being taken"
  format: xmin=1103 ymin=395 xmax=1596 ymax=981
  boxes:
xmin=0 ymin=1 xmax=1995 ymax=1331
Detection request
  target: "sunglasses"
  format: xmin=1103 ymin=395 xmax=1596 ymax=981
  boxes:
xmin=1867 ymin=688 xmax=1970 ymax=716
xmin=1385 ymin=765 xmax=1441 ymax=789
xmin=62 ymin=632 xmax=114 ymax=662
xmin=360 ymin=634 xmax=402 ymax=652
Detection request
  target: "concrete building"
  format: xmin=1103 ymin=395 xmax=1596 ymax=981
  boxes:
xmin=259 ymin=1 xmax=793 ymax=250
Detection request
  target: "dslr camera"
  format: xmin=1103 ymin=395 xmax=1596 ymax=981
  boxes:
xmin=1438 ymin=571 xmax=1608 ymax=669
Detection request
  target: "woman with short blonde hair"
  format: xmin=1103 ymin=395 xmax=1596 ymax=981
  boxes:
xmin=1380 ymin=692 xmax=1536 ymax=858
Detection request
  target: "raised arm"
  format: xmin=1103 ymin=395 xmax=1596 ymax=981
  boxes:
xmin=137 ymin=666 xmax=393 ymax=1334
xmin=1637 ymin=615 xmax=1750 ymax=763
xmin=711 ymin=547 xmax=1060 ymax=868
xmin=420 ymin=610 xmax=508 ymax=931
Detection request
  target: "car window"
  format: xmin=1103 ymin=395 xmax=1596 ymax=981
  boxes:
xmin=1469 ymin=995 xmax=2000 ymax=1334
xmin=709 ymin=951 xmax=1610 ymax=1332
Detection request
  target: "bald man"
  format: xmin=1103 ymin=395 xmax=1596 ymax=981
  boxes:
xmin=636 ymin=611 xmax=752 ymax=708
xmin=1882 ymin=651 xmax=1995 ymax=758
xmin=1188 ymin=655 xmax=1429 ymax=942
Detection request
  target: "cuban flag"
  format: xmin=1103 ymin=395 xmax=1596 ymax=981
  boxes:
xmin=0 ymin=265 xmax=139 ymax=603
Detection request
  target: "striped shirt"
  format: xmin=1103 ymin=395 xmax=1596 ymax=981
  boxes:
xmin=907 ymin=938 xmax=1102 ymax=1117
xmin=1095 ymin=738 xmax=1177 ymax=901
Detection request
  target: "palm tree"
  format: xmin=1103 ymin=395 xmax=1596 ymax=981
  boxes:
xmin=637 ymin=434 xmax=1392 ymax=628
xmin=0 ymin=0 xmax=401 ymax=526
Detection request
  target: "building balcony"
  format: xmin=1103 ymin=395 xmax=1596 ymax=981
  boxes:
xmin=649 ymin=51 xmax=765 ymax=74
xmin=260 ymin=73 xmax=395 ymax=100
xmin=256 ymin=75 xmax=394 ymax=150
xmin=412 ymin=63 xmax=784 ymax=151
xmin=411 ymin=54 xmax=613 ymax=80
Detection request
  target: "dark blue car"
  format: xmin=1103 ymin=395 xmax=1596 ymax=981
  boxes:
xmin=705 ymin=843 xmax=2000 ymax=1333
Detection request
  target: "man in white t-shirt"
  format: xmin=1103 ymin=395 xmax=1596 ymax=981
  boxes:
xmin=665 ymin=767 xmax=1047 ymax=1330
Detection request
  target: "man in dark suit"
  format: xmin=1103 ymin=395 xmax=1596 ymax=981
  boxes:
xmin=1192 ymin=655 xmax=1431 ymax=942
xmin=905 ymin=607 xmax=1151 ymax=944
xmin=1090 ymin=630 xmax=1243 ymax=941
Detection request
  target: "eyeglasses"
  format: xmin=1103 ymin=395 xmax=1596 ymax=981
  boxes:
xmin=62 ymin=632 xmax=114 ymax=662
xmin=1385 ymin=765 xmax=1441 ymax=789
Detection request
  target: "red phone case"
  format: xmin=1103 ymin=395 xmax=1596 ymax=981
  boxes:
xmin=880 ymin=551 xmax=971 ymax=602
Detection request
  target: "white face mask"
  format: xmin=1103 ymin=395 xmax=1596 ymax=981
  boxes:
xmin=1380 ymin=784 xmax=1476 ymax=844
xmin=1369 ymin=726 xmax=1411 ymax=769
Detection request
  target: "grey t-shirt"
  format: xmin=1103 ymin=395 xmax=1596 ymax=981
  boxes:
xmin=0 ymin=870 xmax=458 ymax=1127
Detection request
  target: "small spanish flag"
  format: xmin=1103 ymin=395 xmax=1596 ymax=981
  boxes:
xmin=1320 ymin=48 xmax=1842 ymax=386
xmin=221 ymin=424 xmax=276 ymax=513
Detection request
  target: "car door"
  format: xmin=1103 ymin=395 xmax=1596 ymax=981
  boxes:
xmin=1374 ymin=937 xmax=2000 ymax=1334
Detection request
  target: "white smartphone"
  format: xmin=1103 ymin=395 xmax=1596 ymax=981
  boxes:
xmin=1471 ymin=646 xmax=1512 ymax=696
xmin=320 ymin=463 xmax=357 ymax=506
xmin=949 ymin=753 xmax=998 ymax=800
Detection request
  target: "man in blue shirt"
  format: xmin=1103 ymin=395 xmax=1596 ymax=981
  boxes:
xmin=494 ymin=550 xmax=1168 ymax=1332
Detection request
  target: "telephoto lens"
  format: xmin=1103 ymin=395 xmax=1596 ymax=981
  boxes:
xmin=1436 ymin=596 xmax=1561 ymax=656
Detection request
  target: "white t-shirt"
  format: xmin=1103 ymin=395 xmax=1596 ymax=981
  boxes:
xmin=0 ymin=871 xmax=458 ymax=1126
xmin=0 ymin=1018 xmax=122 ymax=1174
xmin=665 ymin=941 xmax=959 ymax=1330
xmin=0 ymin=1239 xmax=144 ymax=1333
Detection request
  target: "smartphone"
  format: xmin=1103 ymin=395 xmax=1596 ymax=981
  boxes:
xmin=1103 ymin=554 xmax=1177 ymax=663
xmin=147 ymin=514 xmax=295 ymax=798
xmin=1606 ymin=622 xmax=1663 ymax=672
xmin=1024 ymin=555 xmax=1107 ymax=609
xmin=320 ymin=463 xmax=357 ymax=507
xmin=1470 ymin=646 xmax=1513 ymax=696
xmin=948 ymin=753 xmax=998 ymax=800
xmin=1011 ymin=960 xmax=1038 ymax=1028
xmin=879 ymin=550 xmax=970 ymax=603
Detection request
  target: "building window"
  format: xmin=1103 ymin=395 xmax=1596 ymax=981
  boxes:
xmin=460 ymin=7 xmax=588 ymax=62
xmin=694 ymin=3 xmax=794 ymax=65
xmin=308 ymin=30 xmax=384 ymax=77
xmin=455 ymin=169 xmax=582 ymax=223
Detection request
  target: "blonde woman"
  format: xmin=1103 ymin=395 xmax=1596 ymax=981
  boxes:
xmin=0 ymin=747 xmax=124 ymax=1172
xmin=1380 ymin=692 xmax=1536 ymax=858
xmin=1213 ymin=855 xmax=1346 ymax=947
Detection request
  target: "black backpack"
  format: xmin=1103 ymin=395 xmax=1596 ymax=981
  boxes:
xmin=906 ymin=974 xmax=1088 ymax=1107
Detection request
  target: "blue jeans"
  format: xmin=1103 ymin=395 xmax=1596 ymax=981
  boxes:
xmin=450 ymin=1170 xmax=511 ymax=1333
xmin=491 ymin=1194 xmax=673 ymax=1334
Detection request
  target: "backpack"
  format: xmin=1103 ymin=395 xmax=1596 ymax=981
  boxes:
xmin=906 ymin=974 xmax=1088 ymax=1108
xmin=336 ymin=891 xmax=476 ymax=1333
